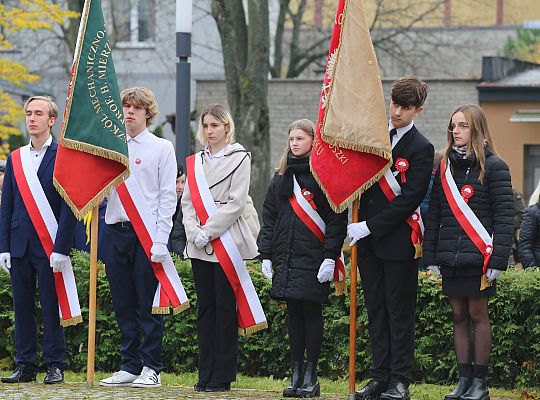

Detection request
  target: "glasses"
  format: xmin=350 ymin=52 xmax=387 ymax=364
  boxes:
xmin=448 ymin=122 xmax=470 ymax=132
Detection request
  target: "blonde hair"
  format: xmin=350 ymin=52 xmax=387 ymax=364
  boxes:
xmin=24 ymin=96 xmax=59 ymax=119
xmin=196 ymin=104 xmax=235 ymax=146
xmin=529 ymin=180 xmax=540 ymax=206
xmin=443 ymin=104 xmax=496 ymax=184
xmin=277 ymin=119 xmax=316 ymax=175
xmin=120 ymin=87 xmax=158 ymax=125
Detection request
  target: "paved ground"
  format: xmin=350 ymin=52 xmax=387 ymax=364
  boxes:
xmin=0 ymin=382 xmax=346 ymax=400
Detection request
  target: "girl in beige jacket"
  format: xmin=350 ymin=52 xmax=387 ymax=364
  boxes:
xmin=181 ymin=104 xmax=258 ymax=392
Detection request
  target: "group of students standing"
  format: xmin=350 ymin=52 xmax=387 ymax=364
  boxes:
xmin=0 ymin=76 xmax=513 ymax=400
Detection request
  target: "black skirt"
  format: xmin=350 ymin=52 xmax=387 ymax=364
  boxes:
xmin=442 ymin=275 xmax=497 ymax=297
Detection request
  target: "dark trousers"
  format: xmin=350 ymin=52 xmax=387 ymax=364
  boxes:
xmin=191 ymin=258 xmax=238 ymax=384
xmin=286 ymin=299 xmax=323 ymax=363
xmin=10 ymin=248 xmax=65 ymax=370
xmin=103 ymin=224 xmax=163 ymax=374
xmin=359 ymin=250 xmax=418 ymax=384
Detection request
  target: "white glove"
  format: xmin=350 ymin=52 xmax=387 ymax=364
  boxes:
xmin=427 ymin=265 xmax=441 ymax=276
xmin=317 ymin=258 xmax=335 ymax=283
xmin=261 ymin=259 xmax=273 ymax=281
xmin=150 ymin=242 xmax=169 ymax=263
xmin=194 ymin=230 xmax=209 ymax=249
xmin=50 ymin=252 xmax=70 ymax=273
xmin=347 ymin=221 xmax=371 ymax=246
xmin=486 ymin=268 xmax=502 ymax=282
xmin=0 ymin=252 xmax=11 ymax=273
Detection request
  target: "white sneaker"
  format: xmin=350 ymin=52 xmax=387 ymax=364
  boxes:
xmin=131 ymin=366 xmax=161 ymax=388
xmin=99 ymin=370 xmax=139 ymax=386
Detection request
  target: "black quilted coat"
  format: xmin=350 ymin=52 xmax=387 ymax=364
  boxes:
xmin=423 ymin=150 xmax=513 ymax=277
xmin=257 ymin=156 xmax=347 ymax=304
xmin=518 ymin=203 xmax=540 ymax=268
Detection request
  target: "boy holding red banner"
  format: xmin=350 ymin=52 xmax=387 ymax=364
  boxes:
xmin=347 ymin=77 xmax=434 ymax=400
xmin=258 ymin=119 xmax=347 ymax=398
xmin=423 ymin=105 xmax=513 ymax=400
xmin=0 ymin=96 xmax=78 ymax=384
xmin=100 ymin=87 xmax=179 ymax=388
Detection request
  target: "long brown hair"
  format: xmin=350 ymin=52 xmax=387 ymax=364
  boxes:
xmin=276 ymin=119 xmax=315 ymax=175
xmin=443 ymin=104 xmax=496 ymax=184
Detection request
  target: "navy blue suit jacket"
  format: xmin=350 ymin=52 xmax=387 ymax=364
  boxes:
xmin=0 ymin=140 xmax=77 ymax=258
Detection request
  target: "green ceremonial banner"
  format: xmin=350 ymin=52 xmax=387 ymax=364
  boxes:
xmin=54 ymin=0 xmax=129 ymax=219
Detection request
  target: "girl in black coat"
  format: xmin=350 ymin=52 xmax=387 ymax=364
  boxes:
xmin=257 ymin=119 xmax=347 ymax=398
xmin=423 ymin=105 xmax=513 ymax=400
xmin=518 ymin=181 xmax=540 ymax=268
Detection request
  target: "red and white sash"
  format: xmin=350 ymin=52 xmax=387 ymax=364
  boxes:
xmin=440 ymin=160 xmax=493 ymax=289
xmin=289 ymin=176 xmax=347 ymax=295
xmin=186 ymin=153 xmax=267 ymax=335
xmin=378 ymin=169 xmax=424 ymax=258
xmin=11 ymin=147 xmax=82 ymax=327
xmin=116 ymin=176 xmax=189 ymax=314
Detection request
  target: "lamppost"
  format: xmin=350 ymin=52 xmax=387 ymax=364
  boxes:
xmin=175 ymin=0 xmax=192 ymax=169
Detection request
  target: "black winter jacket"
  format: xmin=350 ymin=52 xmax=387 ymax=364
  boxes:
xmin=423 ymin=150 xmax=513 ymax=277
xmin=257 ymin=156 xmax=347 ymax=304
xmin=518 ymin=204 xmax=540 ymax=268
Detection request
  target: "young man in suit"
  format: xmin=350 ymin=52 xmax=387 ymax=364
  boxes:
xmin=348 ymin=77 xmax=434 ymax=400
xmin=0 ymin=96 xmax=77 ymax=384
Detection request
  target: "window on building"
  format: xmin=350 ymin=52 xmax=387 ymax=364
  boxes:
xmin=113 ymin=0 xmax=156 ymax=47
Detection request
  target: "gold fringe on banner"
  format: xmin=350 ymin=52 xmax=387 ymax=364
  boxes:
xmin=238 ymin=321 xmax=268 ymax=336
xmin=151 ymin=307 xmax=170 ymax=315
xmin=60 ymin=315 xmax=83 ymax=327
xmin=414 ymin=243 xmax=423 ymax=259
xmin=334 ymin=278 xmax=348 ymax=296
xmin=480 ymin=274 xmax=491 ymax=291
xmin=172 ymin=302 xmax=190 ymax=315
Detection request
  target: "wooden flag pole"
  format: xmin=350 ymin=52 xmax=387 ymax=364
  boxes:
xmin=86 ymin=206 xmax=99 ymax=387
xmin=348 ymin=199 xmax=359 ymax=399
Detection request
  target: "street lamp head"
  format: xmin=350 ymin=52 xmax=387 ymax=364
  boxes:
xmin=176 ymin=0 xmax=192 ymax=33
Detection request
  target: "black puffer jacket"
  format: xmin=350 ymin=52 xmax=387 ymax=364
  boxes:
xmin=518 ymin=204 xmax=540 ymax=268
xmin=257 ymin=156 xmax=347 ymax=304
xmin=423 ymin=150 xmax=513 ymax=277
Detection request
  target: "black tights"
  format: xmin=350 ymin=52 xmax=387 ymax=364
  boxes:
xmin=286 ymin=299 xmax=323 ymax=363
xmin=448 ymin=296 xmax=491 ymax=366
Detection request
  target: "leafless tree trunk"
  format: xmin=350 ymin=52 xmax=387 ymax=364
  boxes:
xmin=212 ymin=0 xmax=271 ymax=214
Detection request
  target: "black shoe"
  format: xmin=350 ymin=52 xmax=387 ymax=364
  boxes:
xmin=43 ymin=366 xmax=64 ymax=384
xmin=1 ymin=365 xmax=37 ymax=383
xmin=283 ymin=361 xmax=305 ymax=397
xmin=206 ymin=382 xmax=230 ymax=392
xmin=194 ymin=382 xmax=207 ymax=391
xmin=379 ymin=381 xmax=410 ymax=400
xmin=355 ymin=380 xmax=388 ymax=400
xmin=460 ymin=377 xmax=490 ymax=400
xmin=444 ymin=376 xmax=473 ymax=400
xmin=298 ymin=361 xmax=320 ymax=398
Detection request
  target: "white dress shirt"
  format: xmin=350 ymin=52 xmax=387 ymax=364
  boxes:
xmin=29 ymin=135 xmax=53 ymax=171
xmin=388 ymin=120 xmax=414 ymax=149
xmin=105 ymin=128 xmax=178 ymax=243
xmin=203 ymin=144 xmax=230 ymax=166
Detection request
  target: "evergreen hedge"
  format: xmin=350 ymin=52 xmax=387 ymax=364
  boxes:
xmin=0 ymin=250 xmax=537 ymax=388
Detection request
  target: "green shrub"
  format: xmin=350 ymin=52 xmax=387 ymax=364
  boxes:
xmin=0 ymin=251 xmax=538 ymax=388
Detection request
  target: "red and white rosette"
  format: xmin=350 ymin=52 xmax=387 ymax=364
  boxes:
xmin=11 ymin=147 xmax=82 ymax=327
xmin=394 ymin=158 xmax=409 ymax=183
xmin=460 ymin=185 xmax=474 ymax=203
xmin=289 ymin=176 xmax=347 ymax=294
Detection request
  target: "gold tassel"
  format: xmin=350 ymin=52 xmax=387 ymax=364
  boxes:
xmin=151 ymin=306 xmax=170 ymax=315
xmin=479 ymin=274 xmax=491 ymax=291
xmin=238 ymin=321 xmax=268 ymax=336
xmin=60 ymin=315 xmax=83 ymax=327
xmin=333 ymin=279 xmax=348 ymax=296
xmin=414 ymin=243 xmax=423 ymax=259
xmin=172 ymin=302 xmax=190 ymax=315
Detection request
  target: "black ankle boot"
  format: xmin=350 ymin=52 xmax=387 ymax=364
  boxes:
xmin=298 ymin=361 xmax=320 ymax=398
xmin=460 ymin=377 xmax=490 ymax=400
xmin=444 ymin=363 xmax=473 ymax=400
xmin=283 ymin=361 xmax=305 ymax=397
